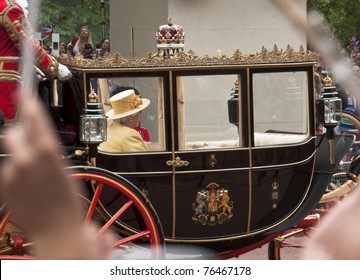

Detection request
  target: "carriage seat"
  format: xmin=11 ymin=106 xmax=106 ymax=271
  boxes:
xmin=254 ymin=132 xmax=308 ymax=146
xmin=185 ymin=132 xmax=308 ymax=149
xmin=185 ymin=139 xmax=239 ymax=149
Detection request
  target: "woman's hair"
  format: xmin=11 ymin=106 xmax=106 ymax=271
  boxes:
xmin=78 ymin=26 xmax=93 ymax=50
xmin=99 ymin=37 xmax=110 ymax=52
xmin=115 ymin=112 xmax=138 ymax=127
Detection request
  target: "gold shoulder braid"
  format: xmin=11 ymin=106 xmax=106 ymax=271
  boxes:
xmin=42 ymin=56 xmax=59 ymax=80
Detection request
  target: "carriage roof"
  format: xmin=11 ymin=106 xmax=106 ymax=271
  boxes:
xmin=59 ymin=45 xmax=317 ymax=72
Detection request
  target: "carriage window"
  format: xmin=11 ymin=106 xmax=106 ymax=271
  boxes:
xmin=252 ymin=71 xmax=309 ymax=146
xmin=99 ymin=77 xmax=165 ymax=152
xmin=177 ymin=74 xmax=242 ymax=150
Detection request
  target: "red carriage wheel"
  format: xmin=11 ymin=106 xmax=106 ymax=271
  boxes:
xmin=69 ymin=166 xmax=165 ymax=259
xmin=0 ymin=166 xmax=165 ymax=259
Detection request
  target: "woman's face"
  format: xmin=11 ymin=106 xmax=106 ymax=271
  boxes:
xmin=60 ymin=44 xmax=66 ymax=54
xmin=101 ymin=39 xmax=110 ymax=50
xmin=80 ymin=28 xmax=89 ymax=39
xmin=132 ymin=112 xmax=141 ymax=128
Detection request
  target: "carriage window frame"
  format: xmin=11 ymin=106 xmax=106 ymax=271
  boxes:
xmin=250 ymin=67 xmax=314 ymax=147
xmin=172 ymin=69 xmax=247 ymax=151
xmin=84 ymin=71 xmax=170 ymax=152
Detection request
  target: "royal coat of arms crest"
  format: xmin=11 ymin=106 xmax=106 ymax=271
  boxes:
xmin=192 ymin=183 xmax=233 ymax=226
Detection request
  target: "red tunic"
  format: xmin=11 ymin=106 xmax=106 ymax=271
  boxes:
xmin=0 ymin=0 xmax=58 ymax=120
xmin=134 ymin=126 xmax=151 ymax=142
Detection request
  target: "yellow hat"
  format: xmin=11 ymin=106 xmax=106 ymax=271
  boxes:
xmin=106 ymin=89 xmax=150 ymax=120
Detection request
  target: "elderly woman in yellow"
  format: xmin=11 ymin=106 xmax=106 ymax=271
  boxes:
xmin=99 ymin=89 xmax=150 ymax=152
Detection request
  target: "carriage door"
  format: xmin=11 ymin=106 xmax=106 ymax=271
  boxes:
xmin=168 ymin=70 xmax=251 ymax=240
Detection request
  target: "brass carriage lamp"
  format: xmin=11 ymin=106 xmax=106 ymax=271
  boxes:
xmin=316 ymin=74 xmax=342 ymax=164
xmin=322 ymin=74 xmax=342 ymax=123
xmin=80 ymin=89 xmax=107 ymax=146
xmin=323 ymin=98 xmax=342 ymax=125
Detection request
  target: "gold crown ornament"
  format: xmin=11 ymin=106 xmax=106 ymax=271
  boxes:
xmin=156 ymin=17 xmax=185 ymax=58
xmin=323 ymin=74 xmax=333 ymax=87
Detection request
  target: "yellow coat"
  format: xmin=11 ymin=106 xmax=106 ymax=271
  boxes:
xmin=98 ymin=122 xmax=149 ymax=153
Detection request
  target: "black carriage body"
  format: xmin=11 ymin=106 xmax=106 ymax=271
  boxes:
xmin=59 ymin=48 xmax=333 ymax=244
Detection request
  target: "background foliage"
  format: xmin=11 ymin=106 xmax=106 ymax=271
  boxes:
xmin=307 ymin=0 xmax=360 ymax=50
xmin=37 ymin=0 xmax=110 ymax=46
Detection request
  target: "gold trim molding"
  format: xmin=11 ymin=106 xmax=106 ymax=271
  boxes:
xmin=58 ymin=45 xmax=316 ymax=69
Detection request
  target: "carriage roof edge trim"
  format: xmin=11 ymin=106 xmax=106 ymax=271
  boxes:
xmin=57 ymin=45 xmax=317 ymax=69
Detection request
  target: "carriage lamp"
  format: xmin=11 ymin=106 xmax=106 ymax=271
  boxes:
xmin=80 ymin=89 xmax=107 ymax=145
xmin=316 ymin=97 xmax=342 ymax=164
xmin=323 ymin=98 xmax=342 ymax=124
xmin=316 ymin=74 xmax=342 ymax=164
xmin=317 ymin=75 xmax=342 ymax=125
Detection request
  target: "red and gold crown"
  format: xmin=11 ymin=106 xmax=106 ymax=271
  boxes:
xmin=156 ymin=17 xmax=185 ymax=45
xmin=156 ymin=17 xmax=185 ymax=58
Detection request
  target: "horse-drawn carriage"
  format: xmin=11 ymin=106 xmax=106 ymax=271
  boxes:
xmin=1 ymin=45 xmax=360 ymax=259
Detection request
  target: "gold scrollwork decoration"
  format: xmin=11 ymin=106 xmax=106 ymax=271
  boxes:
xmin=166 ymin=156 xmax=189 ymax=167
xmin=57 ymin=45 xmax=316 ymax=69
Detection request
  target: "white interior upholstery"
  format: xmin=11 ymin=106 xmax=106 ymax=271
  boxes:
xmin=254 ymin=132 xmax=308 ymax=146
xmin=185 ymin=132 xmax=308 ymax=149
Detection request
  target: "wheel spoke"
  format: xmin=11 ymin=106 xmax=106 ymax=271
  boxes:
xmin=0 ymin=213 xmax=11 ymax=234
xmin=113 ymin=230 xmax=151 ymax=247
xmin=97 ymin=200 xmax=134 ymax=236
xmin=84 ymin=182 xmax=104 ymax=223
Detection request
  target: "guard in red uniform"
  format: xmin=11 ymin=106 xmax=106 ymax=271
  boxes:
xmin=0 ymin=0 xmax=71 ymax=120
